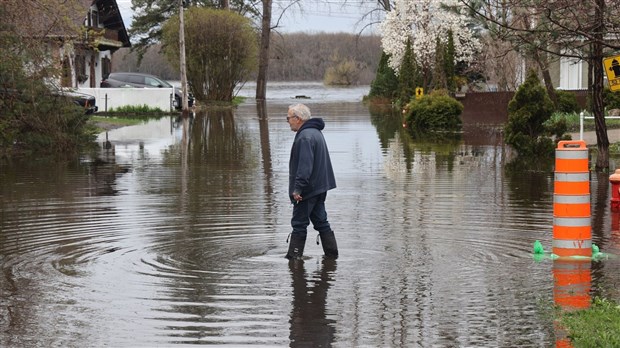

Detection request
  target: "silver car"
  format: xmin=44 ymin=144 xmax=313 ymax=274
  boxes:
xmin=100 ymin=72 xmax=194 ymax=110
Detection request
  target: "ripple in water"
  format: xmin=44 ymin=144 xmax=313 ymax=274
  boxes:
xmin=2 ymin=95 xmax=620 ymax=347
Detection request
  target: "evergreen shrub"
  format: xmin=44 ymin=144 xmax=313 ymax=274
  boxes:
xmin=404 ymin=89 xmax=463 ymax=132
xmin=0 ymin=6 xmax=96 ymax=158
xmin=555 ymin=90 xmax=580 ymax=113
xmin=368 ymin=51 xmax=398 ymax=101
xmin=504 ymin=70 xmax=556 ymax=157
xmin=0 ymin=63 xmax=95 ymax=157
xmin=603 ymin=88 xmax=620 ymax=110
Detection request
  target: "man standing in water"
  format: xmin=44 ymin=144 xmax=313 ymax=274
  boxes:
xmin=286 ymin=103 xmax=338 ymax=260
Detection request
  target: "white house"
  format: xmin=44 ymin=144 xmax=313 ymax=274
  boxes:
xmin=550 ymin=55 xmax=588 ymax=90
xmin=5 ymin=0 xmax=130 ymax=89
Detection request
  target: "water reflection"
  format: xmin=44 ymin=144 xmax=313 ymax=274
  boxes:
xmin=592 ymin=172 xmax=610 ymax=243
xmin=257 ymin=100 xmax=274 ymax=196
xmin=370 ymin=104 xmax=508 ymax=175
xmin=2 ymin=89 xmax=620 ymax=347
xmin=191 ymin=108 xmax=244 ymax=162
xmin=505 ymin=165 xmax=554 ymax=206
xmin=289 ymin=259 xmax=337 ymax=347
xmin=553 ymin=259 xmax=592 ymax=348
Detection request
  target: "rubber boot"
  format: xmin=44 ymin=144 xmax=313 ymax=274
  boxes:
xmin=285 ymin=233 xmax=306 ymax=260
xmin=318 ymin=229 xmax=338 ymax=259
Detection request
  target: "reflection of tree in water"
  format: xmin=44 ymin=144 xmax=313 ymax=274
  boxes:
xmin=504 ymin=159 xmax=554 ymax=206
xmin=369 ymin=104 xmax=402 ymax=150
xmin=257 ymin=100 xmax=273 ymax=195
xmin=176 ymin=107 xmax=261 ymax=221
xmin=151 ymin=109 xmax=261 ymax=341
xmin=190 ymin=108 xmax=247 ymax=165
xmin=158 ymin=108 xmax=258 ymax=263
xmin=591 ymin=172 xmax=609 ymax=248
xmin=369 ymin=103 xmax=462 ymax=173
xmin=162 ymin=109 xmax=256 ymax=199
xmin=383 ymin=131 xmax=459 ymax=177
xmin=369 ymin=109 xmax=416 ymax=173
xmin=407 ymin=132 xmax=461 ymax=173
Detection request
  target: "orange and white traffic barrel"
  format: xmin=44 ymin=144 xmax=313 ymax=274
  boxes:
xmin=553 ymin=141 xmax=591 ymax=258
xmin=555 ymin=140 xmax=589 ymax=172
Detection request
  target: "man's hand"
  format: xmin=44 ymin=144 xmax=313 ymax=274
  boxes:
xmin=293 ymin=193 xmax=303 ymax=203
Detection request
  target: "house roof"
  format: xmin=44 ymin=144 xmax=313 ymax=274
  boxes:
xmin=94 ymin=0 xmax=131 ymax=48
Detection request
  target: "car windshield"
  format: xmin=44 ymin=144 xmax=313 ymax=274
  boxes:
xmin=145 ymin=76 xmax=172 ymax=88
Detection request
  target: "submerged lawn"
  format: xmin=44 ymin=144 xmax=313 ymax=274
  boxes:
xmin=89 ymin=116 xmax=144 ymax=132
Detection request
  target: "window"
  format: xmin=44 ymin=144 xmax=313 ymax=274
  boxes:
xmin=127 ymin=75 xmax=144 ymax=84
xmin=76 ymin=55 xmax=86 ymax=76
xmin=101 ymin=57 xmax=111 ymax=79
xmin=145 ymin=76 xmax=163 ymax=87
xmin=89 ymin=9 xmax=99 ymax=28
xmin=75 ymin=54 xmax=88 ymax=84
xmin=61 ymin=58 xmax=71 ymax=87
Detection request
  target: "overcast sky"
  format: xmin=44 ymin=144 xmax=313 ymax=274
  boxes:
xmin=116 ymin=0 xmax=382 ymax=35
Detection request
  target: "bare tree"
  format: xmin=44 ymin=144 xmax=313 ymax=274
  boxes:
xmin=460 ymin=0 xmax=620 ymax=170
xmin=179 ymin=0 xmax=189 ymax=112
xmin=256 ymin=0 xmax=272 ymax=100
xmin=255 ymin=0 xmax=303 ymax=100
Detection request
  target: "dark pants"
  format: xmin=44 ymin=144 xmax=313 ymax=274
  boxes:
xmin=291 ymin=192 xmax=331 ymax=236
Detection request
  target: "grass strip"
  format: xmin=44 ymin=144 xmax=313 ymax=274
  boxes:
xmin=559 ymin=298 xmax=620 ymax=347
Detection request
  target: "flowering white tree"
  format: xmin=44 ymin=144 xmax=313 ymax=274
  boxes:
xmin=380 ymin=0 xmax=480 ymax=74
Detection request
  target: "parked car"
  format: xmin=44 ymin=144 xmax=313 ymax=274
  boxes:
xmin=0 ymin=86 xmax=97 ymax=115
xmin=100 ymin=72 xmax=194 ymax=110
xmin=57 ymin=89 xmax=98 ymax=114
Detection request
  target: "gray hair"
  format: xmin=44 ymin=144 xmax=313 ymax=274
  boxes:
xmin=288 ymin=103 xmax=312 ymax=121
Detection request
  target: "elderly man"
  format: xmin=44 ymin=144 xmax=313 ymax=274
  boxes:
xmin=285 ymin=103 xmax=338 ymax=260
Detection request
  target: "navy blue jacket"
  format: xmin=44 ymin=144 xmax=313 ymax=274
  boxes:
xmin=289 ymin=118 xmax=336 ymax=202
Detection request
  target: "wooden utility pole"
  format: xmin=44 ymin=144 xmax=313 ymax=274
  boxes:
xmin=179 ymin=0 xmax=189 ymax=113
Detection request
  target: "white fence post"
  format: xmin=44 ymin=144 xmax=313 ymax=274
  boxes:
xmin=578 ymin=112 xmax=620 ymax=141
xmin=580 ymin=111 xmax=584 ymax=141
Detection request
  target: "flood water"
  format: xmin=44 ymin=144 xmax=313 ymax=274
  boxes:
xmin=2 ymin=83 xmax=620 ymax=347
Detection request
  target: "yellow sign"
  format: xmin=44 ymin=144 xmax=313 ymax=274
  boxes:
xmin=415 ymin=87 xmax=424 ymax=99
xmin=603 ymin=56 xmax=620 ymax=91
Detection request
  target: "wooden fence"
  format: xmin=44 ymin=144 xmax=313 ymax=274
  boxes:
xmin=457 ymin=90 xmax=588 ymax=124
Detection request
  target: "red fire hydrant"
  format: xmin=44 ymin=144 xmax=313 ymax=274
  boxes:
xmin=610 ymin=169 xmax=620 ymax=212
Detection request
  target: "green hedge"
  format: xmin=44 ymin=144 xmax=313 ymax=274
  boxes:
xmin=404 ymin=90 xmax=463 ymax=132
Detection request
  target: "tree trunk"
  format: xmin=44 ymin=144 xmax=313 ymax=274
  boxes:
xmin=221 ymin=0 xmax=229 ymax=9
xmin=532 ymin=50 xmax=557 ymax=107
xmin=179 ymin=0 xmax=189 ymax=113
xmin=588 ymin=44 xmax=593 ymax=111
xmin=593 ymin=44 xmax=609 ymax=170
xmin=593 ymin=0 xmax=609 ymax=170
xmin=256 ymin=0 xmax=272 ymax=100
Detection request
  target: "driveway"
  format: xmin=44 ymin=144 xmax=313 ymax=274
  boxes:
xmin=571 ymin=129 xmax=620 ymax=145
